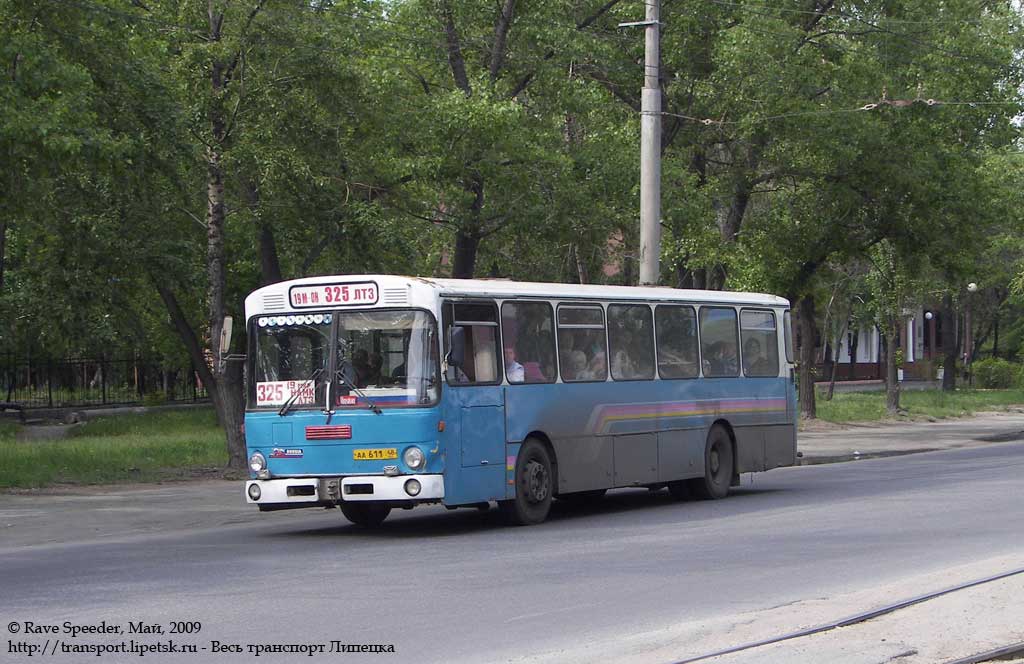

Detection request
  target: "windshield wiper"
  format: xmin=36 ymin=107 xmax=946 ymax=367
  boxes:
xmin=278 ymin=367 xmax=324 ymax=417
xmin=336 ymin=366 xmax=383 ymax=415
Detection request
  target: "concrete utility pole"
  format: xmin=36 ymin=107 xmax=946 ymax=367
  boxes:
xmin=633 ymin=0 xmax=662 ymax=285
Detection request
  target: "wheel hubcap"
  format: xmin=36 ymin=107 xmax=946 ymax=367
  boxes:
xmin=709 ymin=446 xmax=721 ymax=475
xmin=524 ymin=460 xmax=549 ymax=503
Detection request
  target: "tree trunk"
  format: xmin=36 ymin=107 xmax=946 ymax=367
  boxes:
xmin=196 ymin=8 xmax=247 ymax=470
xmin=797 ymin=294 xmax=817 ymax=419
xmin=825 ymin=324 xmax=845 ymax=401
xmin=885 ymin=316 xmax=900 ymax=415
xmin=879 ymin=332 xmax=887 ymax=385
xmin=439 ymin=0 xmax=472 ymax=95
xmin=0 ymin=218 xmax=6 ymax=293
xmin=848 ymin=327 xmax=859 ymax=380
xmin=488 ymin=0 xmax=517 ymax=83
xmin=706 ymin=264 xmax=728 ymax=291
xmin=259 ymin=223 xmax=283 ymax=285
xmin=706 ymin=152 xmax=758 ymax=291
xmin=575 ymin=244 xmax=588 ymax=284
xmin=941 ymin=293 xmax=957 ymax=391
xmin=155 ymin=282 xmax=246 ymax=469
xmin=675 ymin=262 xmax=707 ymax=290
xmin=244 ymin=178 xmax=283 ymax=285
xmin=675 ymin=262 xmax=691 ymax=289
xmin=452 ymin=230 xmax=480 ymax=279
xmin=568 ymin=243 xmax=587 ymax=284
xmin=992 ymin=308 xmax=1000 ymax=359
xmin=208 ymin=359 xmax=247 ymax=469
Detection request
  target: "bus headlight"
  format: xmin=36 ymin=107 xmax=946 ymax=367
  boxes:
xmin=248 ymin=483 xmax=262 ymax=501
xmin=249 ymin=452 xmax=267 ymax=472
xmin=403 ymin=446 xmax=425 ymax=470
xmin=404 ymin=479 xmax=422 ymax=496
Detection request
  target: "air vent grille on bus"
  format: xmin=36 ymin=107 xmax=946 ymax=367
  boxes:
xmin=263 ymin=294 xmax=286 ymax=311
xmin=382 ymin=288 xmax=408 ymax=305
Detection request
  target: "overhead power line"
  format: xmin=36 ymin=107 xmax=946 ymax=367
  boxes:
xmin=647 ymin=96 xmax=1022 ymax=126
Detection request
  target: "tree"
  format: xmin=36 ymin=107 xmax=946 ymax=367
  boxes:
xmin=864 ymin=241 xmax=922 ymax=415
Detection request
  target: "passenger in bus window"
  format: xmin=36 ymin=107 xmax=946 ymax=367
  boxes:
xmin=744 ymin=338 xmax=774 ymax=376
xmin=504 ymin=347 xmax=525 ymax=383
xmin=612 ymin=348 xmax=635 ymax=379
xmin=367 ymin=352 xmax=384 ymax=386
xmin=707 ymin=341 xmax=738 ymax=376
xmin=352 ymin=349 xmax=371 ymax=387
xmin=581 ymin=350 xmax=606 ymax=380
xmin=565 ymin=350 xmax=587 ymax=381
xmin=721 ymin=344 xmax=738 ymax=375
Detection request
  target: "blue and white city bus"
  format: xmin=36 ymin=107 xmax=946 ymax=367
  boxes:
xmin=242 ymin=275 xmax=796 ymax=526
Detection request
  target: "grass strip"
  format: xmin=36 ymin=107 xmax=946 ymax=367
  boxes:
xmin=0 ymin=408 xmax=226 ymax=489
xmin=815 ymin=388 xmax=1024 ymax=423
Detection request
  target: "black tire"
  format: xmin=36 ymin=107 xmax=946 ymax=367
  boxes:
xmin=687 ymin=424 xmax=734 ymax=500
xmin=340 ymin=502 xmax=391 ymax=528
xmin=499 ymin=438 xmax=554 ymax=525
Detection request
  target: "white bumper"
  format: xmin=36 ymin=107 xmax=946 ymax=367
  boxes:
xmin=245 ymin=474 xmax=444 ymax=505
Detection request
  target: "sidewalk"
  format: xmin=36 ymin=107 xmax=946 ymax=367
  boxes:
xmin=798 ymin=410 xmax=1024 ymax=463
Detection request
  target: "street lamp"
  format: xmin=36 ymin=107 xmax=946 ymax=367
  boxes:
xmin=964 ymin=282 xmax=978 ymax=385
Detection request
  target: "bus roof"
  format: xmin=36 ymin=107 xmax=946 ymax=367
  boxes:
xmin=245 ymin=275 xmax=789 ymax=319
xmin=419 ymin=277 xmax=789 ymax=307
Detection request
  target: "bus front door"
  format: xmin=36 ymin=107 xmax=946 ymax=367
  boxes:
xmin=445 ymin=384 xmax=506 ymax=504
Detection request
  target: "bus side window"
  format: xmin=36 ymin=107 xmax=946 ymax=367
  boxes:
xmin=607 ymin=304 xmax=655 ymax=380
xmin=741 ymin=309 xmax=780 ymax=377
xmin=699 ymin=307 xmax=740 ymax=377
xmin=501 ymin=301 xmax=556 ymax=383
xmin=443 ymin=302 xmax=500 ymax=384
xmin=557 ymin=305 xmax=607 ymax=382
xmin=655 ymin=305 xmax=699 ymax=379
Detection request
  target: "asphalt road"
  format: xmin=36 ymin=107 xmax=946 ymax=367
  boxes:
xmin=3 ymin=442 xmax=1024 ymax=663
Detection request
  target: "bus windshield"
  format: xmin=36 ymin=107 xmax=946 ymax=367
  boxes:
xmin=251 ymin=314 xmax=332 ymax=409
xmin=334 ymin=310 xmax=439 ymax=408
xmin=250 ymin=310 xmax=440 ymax=410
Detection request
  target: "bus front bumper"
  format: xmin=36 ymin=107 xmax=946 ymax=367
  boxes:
xmin=245 ymin=474 xmax=445 ymax=505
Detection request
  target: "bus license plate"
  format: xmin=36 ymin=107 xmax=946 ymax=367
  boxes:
xmin=353 ymin=448 xmax=398 ymax=461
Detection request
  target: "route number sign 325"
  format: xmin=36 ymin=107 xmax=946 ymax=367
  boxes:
xmin=289 ymin=281 xmax=378 ymax=308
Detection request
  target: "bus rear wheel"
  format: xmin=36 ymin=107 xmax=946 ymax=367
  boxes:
xmin=340 ymin=502 xmax=391 ymax=528
xmin=499 ymin=438 xmax=553 ymax=526
xmin=687 ymin=424 xmax=733 ymax=500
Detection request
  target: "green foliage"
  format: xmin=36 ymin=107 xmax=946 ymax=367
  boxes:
xmin=2 ymin=0 xmax=1024 ymax=408
xmin=971 ymin=358 xmax=1022 ymax=389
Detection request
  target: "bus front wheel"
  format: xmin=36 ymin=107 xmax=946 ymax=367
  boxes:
xmin=688 ymin=424 xmax=733 ymax=500
xmin=500 ymin=439 xmax=553 ymax=526
xmin=340 ymin=502 xmax=391 ymax=528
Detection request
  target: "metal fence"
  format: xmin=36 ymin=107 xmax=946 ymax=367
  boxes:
xmin=1 ymin=356 xmax=209 ymax=409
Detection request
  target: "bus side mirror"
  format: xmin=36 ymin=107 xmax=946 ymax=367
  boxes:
xmin=217 ymin=316 xmax=234 ymax=372
xmin=448 ymin=326 xmax=466 ymax=367
xmin=220 ymin=316 xmax=234 ymax=355
xmin=218 ymin=316 xmax=245 ymax=371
